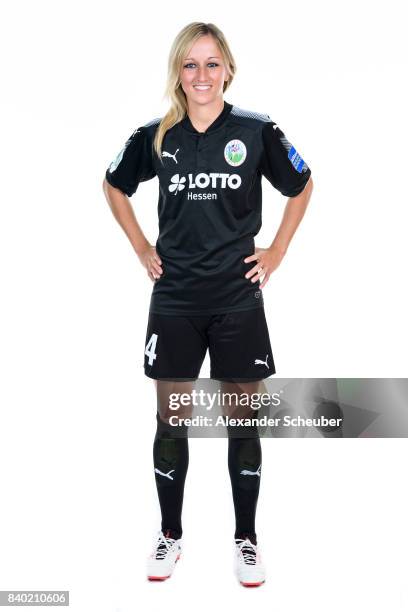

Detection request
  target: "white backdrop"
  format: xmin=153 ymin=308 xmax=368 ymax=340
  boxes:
xmin=0 ymin=1 xmax=407 ymax=611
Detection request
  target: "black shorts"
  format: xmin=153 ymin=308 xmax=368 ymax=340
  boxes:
xmin=143 ymin=307 xmax=275 ymax=382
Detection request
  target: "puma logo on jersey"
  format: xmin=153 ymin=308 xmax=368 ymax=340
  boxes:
xmin=162 ymin=149 xmax=180 ymax=164
xmin=254 ymin=354 xmax=269 ymax=368
xmin=154 ymin=468 xmax=175 ymax=480
xmin=240 ymin=464 xmax=261 ymax=477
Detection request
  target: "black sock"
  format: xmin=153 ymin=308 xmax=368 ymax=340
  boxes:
xmin=153 ymin=412 xmax=189 ymax=540
xmin=227 ymin=425 xmax=261 ymax=545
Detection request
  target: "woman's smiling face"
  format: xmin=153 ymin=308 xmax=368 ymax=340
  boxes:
xmin=180 ymin=34 xmax=229 ymax=105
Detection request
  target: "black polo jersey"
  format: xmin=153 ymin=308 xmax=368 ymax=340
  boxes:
xmin=105 ymin=100 xmax=311 ymax=315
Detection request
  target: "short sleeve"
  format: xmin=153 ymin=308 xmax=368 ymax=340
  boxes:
xmin=105 ymin=126 xmax=156 ymax=197
xmin=259 ymin=119 xmax=311 ymax=197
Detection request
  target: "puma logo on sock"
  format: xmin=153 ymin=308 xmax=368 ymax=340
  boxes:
xmin=154 ymin=468 xmax=175 ymax=480
xmin=240 ymin=464 xmax=261 ymax=477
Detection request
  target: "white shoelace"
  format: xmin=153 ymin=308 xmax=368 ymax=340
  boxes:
xmin=235 ymin=538 xmax=257 ymax=565
xmin=154 ymin=532 xmax=177 ymax=560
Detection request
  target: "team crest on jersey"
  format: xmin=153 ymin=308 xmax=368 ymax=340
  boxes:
xmin=224 ymin=139 xmax=247 ymax=167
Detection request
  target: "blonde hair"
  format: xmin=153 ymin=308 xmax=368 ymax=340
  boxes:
xmin=153 ymin=22 xmax=236 ymax=159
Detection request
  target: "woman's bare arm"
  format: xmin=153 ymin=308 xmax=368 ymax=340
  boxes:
xmin=102 ymin=179 xmax=163 ymax=281
xmin=270 ymin=175 xmax=314 ymax=255
xmin=244 ymin=176 xmax=314 ymax=288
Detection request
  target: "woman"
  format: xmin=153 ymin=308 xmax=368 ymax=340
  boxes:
xmin=103 ymin=21 xmax=313 ymax=587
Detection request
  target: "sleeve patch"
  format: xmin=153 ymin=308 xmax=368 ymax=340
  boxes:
xmin=280 ymin=135 xmax=309 ymax=173
xmin=108 ymin=146 xmax=126 ymax=173
xmin=288 ymin=146 xmax=306 ymax=172
xmin=108 ymin=129 xmax=142 ymax=173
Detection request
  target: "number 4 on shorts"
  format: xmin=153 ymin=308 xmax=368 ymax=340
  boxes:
xmin=145 ymin=333 xmax=158 ymax=366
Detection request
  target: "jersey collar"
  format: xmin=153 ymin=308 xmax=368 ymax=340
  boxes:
xmin=180 ymin=100 xmax=232 ymax=134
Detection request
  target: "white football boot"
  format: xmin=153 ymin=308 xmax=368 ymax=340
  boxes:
xmin=234 ymin=537 xmax=265 ymax=587
xmin=147 ymin=530 xmax=182 ymax=581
